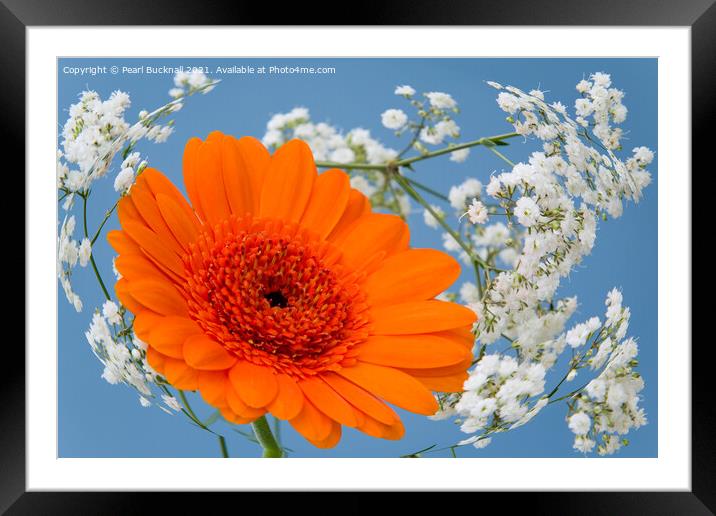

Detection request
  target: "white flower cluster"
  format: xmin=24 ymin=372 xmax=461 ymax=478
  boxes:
xmin=169 ymin=69 xmax=216 ymax=98
xmin=262 ymin=107 xmax=398 ymax=165
xmin=85 ymin=302 xmax=156 ymax=396
xmin=57 ymin=215 xmax=90 ymax=311
xmin=565 ymin=289 xmax=647 ymax=455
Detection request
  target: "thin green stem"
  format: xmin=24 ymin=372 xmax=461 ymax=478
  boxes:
xmin=91 ymin=199 xmax=120 ymax=245
xmin=396 ymin=132 xmax=519 ymax=167
xmin=218 ymin=435 xmax=229 ymax=458
xmin=403 ymin=176 xmax=450 ymax=202
xmin=251 ymin=416 xmax=284 ymax=458
xmin=485 ymin=144 xmax=516 ymax=167
xmin=82 ymin=193 xmax=111 ymax=300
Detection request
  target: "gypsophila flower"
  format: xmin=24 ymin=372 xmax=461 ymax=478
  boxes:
xmin=395 ymin=85 xmax=416 ymax=96
xmin=161 ymin=394 xmax=182 ymax=412
xmin=514 ymin=196 xmax=541 ymax=227
xmin=449 ymin=178 xmax=483 ymax=210
xmin=450 ymin=148 xmax=470 ymax=163
xmin=425 ymin=91 xmax=457 ymax=110
xmin=423 ymin=205 xmax=445 ymax=229
xmin=568 ymin=412 xmax=591 ymax=434
xmin=114 ymin=167 xmax=135 ymax=193
xmin=466 ymin=199 xmax=489 ymax=224
xmin=381 ymin=108 xmax=408 ymax=130
xmin=102 ymin=300 xmax=122 ymax=325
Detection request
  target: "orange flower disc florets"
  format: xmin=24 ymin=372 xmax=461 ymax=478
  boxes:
xmin=182 ymin=216 xmax=368 ymax=377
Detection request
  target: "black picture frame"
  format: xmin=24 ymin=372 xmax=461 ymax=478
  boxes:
xmin=7 ymin=0 xmax=706 ymax=513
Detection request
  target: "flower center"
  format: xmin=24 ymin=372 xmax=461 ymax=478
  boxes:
xmin=181 ymin=215 xmax=369 ymax=377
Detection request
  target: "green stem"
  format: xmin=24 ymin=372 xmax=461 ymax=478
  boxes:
xmin=251 ymin=416 xmax=283 ymax=458
xmin=396 ymin=132 xmax=520 ymax=167
xmin=403 ymin=176 xmax=450 ymax=202
xmin=218 ymin=435 xmax=229 ymax=458
xmin=82 ymin=193 xmax=112 ymax=301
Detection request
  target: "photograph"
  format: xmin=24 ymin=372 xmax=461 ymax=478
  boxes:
xmin=56 ymin=57 xmax=657 ymax=459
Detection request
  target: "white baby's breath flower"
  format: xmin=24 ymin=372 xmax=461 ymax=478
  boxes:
xmin=381 ymin=108 xmax=408 ymax=130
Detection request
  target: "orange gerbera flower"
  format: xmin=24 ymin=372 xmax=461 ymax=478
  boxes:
xmin=109 ymin=130 xmax=476 ymax=448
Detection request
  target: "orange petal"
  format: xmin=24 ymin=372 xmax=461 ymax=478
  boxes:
xmin=321 ymin=372 xmax=398 ymax=425
xmin=107 ymin=229 xmax=141 ymax=255
xmin=412 ymin=371 xmax=469 ymax=392
xmin=122 ymin=220 xmax=185 ymax=278
xmin=289 ymin=398 xmax=333 ymax=442
xmin=114 ymin=254 xmax=168 ymax=284
xmin=162 ymin=357 xmax=199 ymax=390
xmin=156 ymin=193 xmax=199 ymax=249
xmin=196 ymin=136 xmax=232 ymax=227
xmin=300 ymin=169 xmax=350 ymax=238
xmin=228 ymin=361 xmax=278 ymax=408
xmin=337 ymin=362 xmax=438 ymax=415
xmin=327 ymin=189 xmax=370 ymax=242
xmin=141 ymin=167 xmax=197 ymax=223
xmin=196 ymin=370 xmax=229 ymax=406
xmin=357 ymin=334 xmax=472 ymax=369
xmin=128 ymin=279 xmax=188 ymax=316
xmin=145 ymin=345 xmax=168 ymax=375
xmin=132 ymin=310 xmax=164 ymax=341
xmin=306 ymin=420 xmax=342 ymax=449
xmin=363 ymin=249 xmax=461 ymax=305
xmin=267 ymin=374 xmax=304 ymax=420
xmin=371 ymin=300 xmax=476 ymax=335
xmin=183 ymin=334 xmax=238 ymax=370
xmin=226 ymin=383 xmax=268 ymax=418
xmin=235 ymin=136 xmax=270 ymax=214
xmin=259 ymin=139 xmax=316 ymax=222
xmin=147 ymin=315 xmax=202 ymax=359
xmin=129 ymin=181 xmax=185 ymax=256
xmin=220 ymin=405 xmax=260 ymax=425
xmin=355 ymin=409 xmax=405 ymax=440
xmin=338 ymin=213 xmax=409 ymax=270
xmin=219 ymin=133 xmax=254 ymax=217
xmin=298 ymin=377 xmax=358 ymax=427
xmin=115 ymin=278 xmax=144 ymax=314
xmin=183 ymin=137 xmax=207 ymax=221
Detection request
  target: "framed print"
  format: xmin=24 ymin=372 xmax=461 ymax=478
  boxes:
xmin=8 ymin=0 xmax=708 ymax=513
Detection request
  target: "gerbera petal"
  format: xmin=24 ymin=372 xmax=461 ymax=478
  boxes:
xmin=122 ymin=220 xmax=185 ymax=278
xmin=321 ymin=372 xmax=399 ymax=425
xmin=145 ymin=345 xmax=168 ymax=375
xmin=226 ymin=383 xmax=268 ymax=418
xmin=259 ymin=139 xmax=316 ymax=222
xmin=196 ymin=370 xmax=229 ymax=406
xmin=337 ymin=362 xmax=438 ymax=415
xmin=114 ymin=254 xmax=169 ymax=284
xmin=115 ymin=278 xmax=144 ymax=314
xmin=219 ymin=134 xmax=254 ymax=217
xmin=356 ymin=334 xmax=472 ymax=369
xmin=306 ymin=420 xmax=342 ymax=449
xmin=299 ymin=169 xmax=350 ymax=239
xmin=267 ymin=374 xmax=304 ymax=420
xmin=107 ymin=229 xmax=141 ymax=255
xmin=363 ymin=249 xmax=461 ymax=305
xmin=162 ymin=356 xmax=199 ymax=390
xmin=298 ymin=377 xmax=358 ymax=427
xmin=371 ymin=300 xmax=476 ymax=335
xmin=129 ymin=181 xmax=185 ymax=256
xmin=338 ymin=213 xmax=409 ymax=270
xmin=289 ymin=398 xmax=333 ymax=442
xmin=147 ymin=315 xmax=202 ymax=359
xmin=412 ymin=371 xmax=469 ymax=392
xmin=235 ymin=136 xmax=270 ymax=214
xmin=182 ymin=137 xmax=207 ymax=221
xmin=228 ymin=361 xmax=278 ymax=408
xmin=183 ymin=334 xmax=238 ymax=370
xmin=132 ymin=310 xmax=163 ymax=341
xmin=355 ymin=410 xmax=405 ymax=440
xmin=156 ymin=193 xmax=200 ymax=249
xmin=128 ymin=279 xmax=188 ymax=316
xmin=220 ymin=406 xmax=261 ymax=425
xmin=399 ymin=356 xmax=473 ymax=377
xmin=141 ymin=167 xmax=197 ymax=223
xmin=327 ymin=189 xmax=370 ymax=242
xmin=196 ymin=137 xmax=232 ymax=227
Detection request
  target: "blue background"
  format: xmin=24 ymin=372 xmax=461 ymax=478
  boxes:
xmin=58 ymin=58 xmax=657 ymax=458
